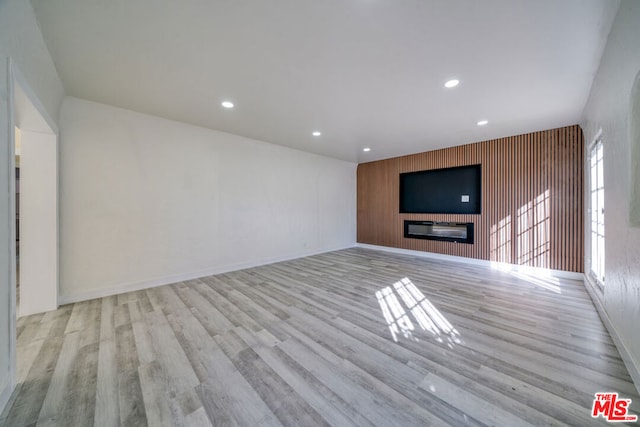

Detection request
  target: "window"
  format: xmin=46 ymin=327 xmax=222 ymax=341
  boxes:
xmin=589 ymin=138 xmax=605 ymax=286
xmin=630 ymin=70 xmax=640 ymax=226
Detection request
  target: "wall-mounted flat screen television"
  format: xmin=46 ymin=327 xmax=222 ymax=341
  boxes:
xmin=399 ymin=164 xmax=481 ymax=214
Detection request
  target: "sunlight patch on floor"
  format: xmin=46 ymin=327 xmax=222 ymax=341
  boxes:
xmin=375 ymin=286 xmax=415 ymax=342
xmin=377 ymin=277 xmax=461 ymax=347
xmin=511 ymin=271 xmax=562 ymax=294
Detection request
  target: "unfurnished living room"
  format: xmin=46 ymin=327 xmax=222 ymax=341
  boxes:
xmin=1 ymin=0 xmax=640 ymax=425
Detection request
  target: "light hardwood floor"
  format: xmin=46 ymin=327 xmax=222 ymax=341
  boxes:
xmin=1 ymin=248 xmax=639 ymax=426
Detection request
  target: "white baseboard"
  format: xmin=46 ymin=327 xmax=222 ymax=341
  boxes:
xmin=58 ymin=244 xmax=355 ymax=305
xmin=583 ymin=276 xmax=640 ymax=395
xmin=355 ymin=243 xmax=585 ymax=280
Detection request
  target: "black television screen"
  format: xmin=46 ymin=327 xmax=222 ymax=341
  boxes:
xmin=400 ymin=164 xmax=481 ymax=214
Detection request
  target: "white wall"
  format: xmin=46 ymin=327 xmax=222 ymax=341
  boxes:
xmin=0 ymin=0 xmax=65 ymax=124
xmin=0 ymin=0 xmax=64 ymax=414
xmin=19 ymin=130 xmax=58 ymax=316
xmin=59 ymin=97 xmax=356 ymax=302
xmin=581 ymin=0 xmax=640 ymax=390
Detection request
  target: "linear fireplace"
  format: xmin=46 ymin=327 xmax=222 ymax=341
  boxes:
xmin=404 ymin=220 xmax=474 ymax=244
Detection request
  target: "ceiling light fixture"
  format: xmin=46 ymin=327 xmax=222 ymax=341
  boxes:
xmin=477 ymin=120 xmax=488 ymax=126
xmin=363 ymin=147 xmax=371 ymax=152
xmin=444 ymin=79 xmax=459 ymax=88
xmin=221 ymin=101 xmax=234 ymax=109
xmin=312 ymin=131 xmax=321 ymax=137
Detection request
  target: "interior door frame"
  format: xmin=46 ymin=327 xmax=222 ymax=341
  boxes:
xmin=5 ymin=58 xmax=60 ymax=400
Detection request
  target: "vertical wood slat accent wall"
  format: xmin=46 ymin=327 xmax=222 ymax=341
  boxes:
xmin=357 ymin=125 xmax=584 ymax=272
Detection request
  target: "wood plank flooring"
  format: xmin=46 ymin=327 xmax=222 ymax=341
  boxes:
xmin=1 ymin=248 xmax=639 ymax=426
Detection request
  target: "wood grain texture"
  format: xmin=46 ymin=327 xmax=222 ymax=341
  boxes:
xmin=2 ymin=247 xmax=637 ymax=426
xmin=357 ymin=125 xmax=585 ymax=272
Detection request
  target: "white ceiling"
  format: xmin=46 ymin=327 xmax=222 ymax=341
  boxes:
xmin=31 ymin=0 xmax=619 ymax=163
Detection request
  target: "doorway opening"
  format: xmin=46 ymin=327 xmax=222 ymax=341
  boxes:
xmin=10 ymin=64 xmax=59 ymax=318
xmin=5 ymin=62 xmax=60 ymax=409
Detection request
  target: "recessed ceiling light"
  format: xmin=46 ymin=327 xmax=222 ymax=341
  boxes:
xmin=363 ymin=147 xmax=371 ymax=152
xmin=312 ymin=131 xmax=322 ymax=137
xmin=444 ymin=79 xmax=459 ymax=88
xmin=221 ymin=101 xmax=234 ymax=109
xmin=477 ymin=120 xmax=488 ymax=126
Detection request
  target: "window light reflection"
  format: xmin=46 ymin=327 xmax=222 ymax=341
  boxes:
xmin=377 ymin=278 xmax=461 ymax=348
